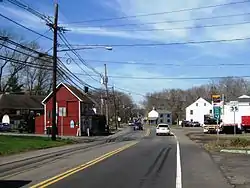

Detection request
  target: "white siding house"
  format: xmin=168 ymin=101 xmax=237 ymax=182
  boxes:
xmin=186 ymin=97 xmax=213 ymax=124
xmin=221 ymin=95 xmax=250 ymax=125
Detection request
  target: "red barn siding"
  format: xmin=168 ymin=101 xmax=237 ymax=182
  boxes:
xmin=35 ymin=115 xmax=44 ymax=134
xmin=41 ymin=85 xmax=80 ymax=136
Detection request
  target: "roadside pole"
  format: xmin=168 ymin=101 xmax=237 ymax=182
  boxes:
xmin=112 ymin=86 xmax=118 ymax=130
xmin=51 ymin=3 xmax=58 ymax=141
xmin=234 ymin=110 xmax=236 ymax=135
xmin=104 ymin=64 xmax=109 ymax=133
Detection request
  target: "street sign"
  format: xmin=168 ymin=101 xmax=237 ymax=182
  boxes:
xmin=212 ymin=94 xmax=221 ymax=103
xmin=230 ymin=101 xmax=239 ymax=107
xmin=213 ymin=106 xmax=221 ymax=120
xmin=230 ymin=106 xmax=239 ymax=112
xmin=230 ymin=101 xmax=239 ymax=112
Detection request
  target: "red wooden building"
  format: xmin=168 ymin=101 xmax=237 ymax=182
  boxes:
xmin=35 ymin=83 xmax=97 ymax=136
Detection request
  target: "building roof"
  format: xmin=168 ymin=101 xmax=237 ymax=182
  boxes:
xmin=0 ymin=94 xmax=45 ymax=110
xmin=157 ymin=109 xmax=171 ymax=114
xmin=42 ymin=83 xmax=97 ymax=105
xmin=186 ymin=97 xmax=212 ymax=109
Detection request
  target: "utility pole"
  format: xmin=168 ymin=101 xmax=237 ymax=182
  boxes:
xmin=51 ymin=3 xmax=58 ymax=141
xmin=104 ymin=64 xmax=109 ymax=132
xmin=112 ymin=86 xmax=118 ymax=130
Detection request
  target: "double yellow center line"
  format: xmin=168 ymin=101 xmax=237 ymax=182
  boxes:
xmin=31 ymin=141 xmax=138 ymax=188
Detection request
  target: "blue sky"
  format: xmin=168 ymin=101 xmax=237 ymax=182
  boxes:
xmin=1 ymin=0 xmax=250 ymax=104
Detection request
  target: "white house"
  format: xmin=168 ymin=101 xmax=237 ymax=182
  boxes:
xmin=186 ymin=97 xmax=213 ymax=124
xmin=221 ymin=95 xmax=250 ymax=126
xmin=147 ymin=108 xmax=159 ymax=124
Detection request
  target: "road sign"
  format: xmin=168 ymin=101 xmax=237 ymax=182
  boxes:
xmin=230 ymin=101 xmax=239 ymax=112
xmin=230 ymin=106 xmax=239 ymax=112
xmin=212 ymin=94 xmax=221 ymax=103
xmin=213 ymin=106 xmax=221 ymax=120
xmin=230 ymin=101 xmax=239 ymax=107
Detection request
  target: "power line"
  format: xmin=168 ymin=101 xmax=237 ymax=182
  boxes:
xmin=58 ymin=57 xmax=250 ymax=67
xmin=74 ymin=73 xmax=250 ymax=80
xmin=67 ymin=0 xmax=250 ymax=23
xmin=84 ymin=21 xmax=250 ymax=32
xmin=75 ymin=12 xmax=250 ymax=28
xmin=5 ymin=0 xmax=52 ymax=23
xmin=0 ymin=13 xmax=53 ymax=41
xmin=67 ymin=37 xmax=250 ymax=49
xmin=58 ymin=32 xmax=103 ymax=77
xmin=0 ymin=55 xmax=52 ymax=69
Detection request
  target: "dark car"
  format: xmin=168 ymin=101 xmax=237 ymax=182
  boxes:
xmin=0 ymin=123 xmax=11 ymax=132
xmin=181 ymin=120 xmax=190 ymax=127
xmin=191 ymin=121 xmax=200 ymax=127
xmin=133 ymin=122 xmax=143 ymax=130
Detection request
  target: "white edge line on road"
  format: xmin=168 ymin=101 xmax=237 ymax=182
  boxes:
xmin=174 ymin=134 xmax=182 ymax=188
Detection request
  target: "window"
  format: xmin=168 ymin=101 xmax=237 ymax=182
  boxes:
xmin=167 ymin=119 xmax=170 ymax=123
xmin=160 ymin=114 xmax=163 ymax=118
xmin=196 ymin=103 xmax=198 ymax=106
xmin=190 ymin=110 xmax=193 ymax=115
xmin=160 ymin=119 xmax=163 ymax=123
xmin=59 ymin=107 xmax=67 ymax=117
xmin=204 ymin=103 xmax=206 ymax=106
xmin=167 ymin=114 xmax=170 ymax=118
xmin=209 ymin=109 xmax=212 ymax=114
xmin=158 ymin=124 xmax=169 ymax=128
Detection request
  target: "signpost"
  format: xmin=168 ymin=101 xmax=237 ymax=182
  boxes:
xmin=230 ymin=101 xmax=239 ymax=135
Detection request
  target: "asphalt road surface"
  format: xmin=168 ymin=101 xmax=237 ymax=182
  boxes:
xmin=48 ymin=129 xmax=177 ymax=188
xmin=1 ymin=127 xmax=232 ymax=188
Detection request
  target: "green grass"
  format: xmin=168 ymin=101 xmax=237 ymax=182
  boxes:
xmin=0 ymin=135 xmax=76 ymax=156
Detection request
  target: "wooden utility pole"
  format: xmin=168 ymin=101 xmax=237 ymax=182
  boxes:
xmin=112 ymin=86 xmax=118 ymax=130
xmin=51 ymin=3 xmax=58 ymax=141
xmin=104 ymin=64 xmax=109 ymax=132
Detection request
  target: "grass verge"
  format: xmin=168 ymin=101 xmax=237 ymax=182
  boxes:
xmin=187 ymin=132 xmax=250 ymax=152
xmin=0 ymin=135 xmax=76 ymax=156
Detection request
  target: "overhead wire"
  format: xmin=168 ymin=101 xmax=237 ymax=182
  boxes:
xmin=82 ymin=21 xmax=250 ymax=32
xmin=58 ymin=57 xmax=250 ymax=67
xmin=58 ymin=33 xmax=103 ymax=78
xmin=75 ymin=12 xmax=250 ymax=28
xmin=0 ymin=13 xmax=53 ymax=41
xmin=67 ymin=37 xmax=250 ymax=49
xmin=66 ymin=0 xmax=250 ymax=23
xmin=5 ymin=0 xmax=52 ymax=23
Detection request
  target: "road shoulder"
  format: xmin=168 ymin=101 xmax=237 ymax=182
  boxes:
xmin=186 ymin=129 xmax=250 ymax=188
xmin=173 ymin=128 xmax=231 ymax=188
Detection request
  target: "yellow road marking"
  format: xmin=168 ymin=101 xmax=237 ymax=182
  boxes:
xmin=30 ymin=141 xmax=138 ymax=188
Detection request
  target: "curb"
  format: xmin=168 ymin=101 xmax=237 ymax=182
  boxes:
xmin=220 ymin=149 xmax=250 ymax=154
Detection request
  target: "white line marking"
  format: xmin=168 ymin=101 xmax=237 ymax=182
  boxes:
xmin=175 ymin=135 xmax=182 ymax=188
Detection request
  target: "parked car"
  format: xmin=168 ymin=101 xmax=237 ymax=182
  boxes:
xmin=191 ymin=121 xmax=200 ymax=127
xmin=0 ymin=123 xmax=11 ymax=132
xmin=156 ymin=123 xmax=171 ymax=136
xmin=181 ymin=120 xmax=191 ymax=127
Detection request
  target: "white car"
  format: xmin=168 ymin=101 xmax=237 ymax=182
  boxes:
xmin=156 ymin=123 xmax=171 ymax=136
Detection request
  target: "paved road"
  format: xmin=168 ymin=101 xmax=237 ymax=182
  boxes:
xmin=0 ymin=126 xmax=233 ymax=188
xmin=48 ymin=129 xmax=177 ymax=188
